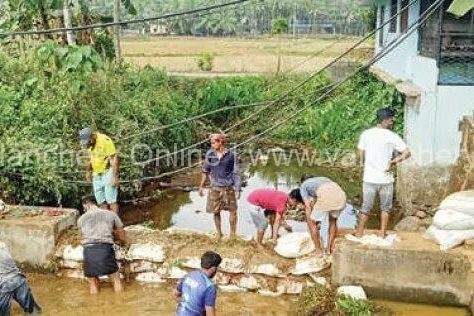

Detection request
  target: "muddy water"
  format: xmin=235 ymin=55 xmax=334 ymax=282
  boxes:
xmin=123 ymin=157 xmax=394 ymax=235
xmin=11 ymin=275 xmax=468 ymax=315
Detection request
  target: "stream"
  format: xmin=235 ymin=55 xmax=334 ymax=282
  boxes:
xmin=12 ymin=157 xmax=469 ymax=315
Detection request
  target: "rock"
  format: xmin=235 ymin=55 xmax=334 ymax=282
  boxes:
xmin=291 ymin=256 xmax=331 ymax=275
xmin=418 ymin=226 xmax=427 ymax=233
xmin=218 ymin=285 xmax=247 ymax=293
xmin=129 ymin=260 xmax=161 ymax=273
xmin=250 ymin=264 xmax=284 ymax=277
xmin=59 ymin=260 xmax=82 ymax=269
xmin=421 ymin=216 xmax=433 ymax=227
xmin=214 ymin=272 xmax=231 ymax=285
xmin=167 ymin=266 xmax=188 ymax=279
xmin=337 ymin=286 xmax=367 ymax=300
xmin=274 ymin=232 xmax=315 ymax=258
xmin=135 ymin=272 xmax=166 ymax=283
xmin=395 ymin=216 xmax=421 ymax=232
xmin=180 ymin=257 xmax=201 ymax=270
xmin=114 ymin=246 xmax=127 ymax=260
xmin=278 ymin=279 xmax=304 ymax=295
xmin=127 ymin=243 xmax=166 ymax=262
xmin=220 ymin=258 xmax=246 ymax=274
xmin=416 ymin=211 xmax=427 ymax=219
xmin=62 ymin=245 xmax=83 ymax=262
xmin=309 ymin=275 xmax=327 ymax=287
xmin=233 ymin=275 xmax=260 ymax=290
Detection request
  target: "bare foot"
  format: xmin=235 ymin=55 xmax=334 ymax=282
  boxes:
xmin=310 ymin=248 xmax=324 ymax=256
xmin=353 ymin=232 xmax=363 ymax=238
xmin=377 ymin=231 xmax=387 ymax=239
xmin=215 ymin=233 xmax=222 ymax=241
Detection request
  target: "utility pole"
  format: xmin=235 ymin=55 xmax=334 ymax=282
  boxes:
xmin=63 ymin=0 xmax=76 ymax=45
xmin=293 ymin=3 xmax=297 ymax=40
xmin=114 ymin=0 xmax=122 ymax=62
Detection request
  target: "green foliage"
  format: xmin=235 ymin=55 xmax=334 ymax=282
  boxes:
xmin=270 ymin=70 xmax=405 ymax=158
xmin=335 ymin=295 xmax=376 ymax=316
xmin=196 ymin=51 xmax=214 ymax=72
xmin=294 ymin=285 xmax=336 ymax=316
xmin=0 ymin=48 xmax=280 ymax=206
xmin=272 ymin=17 xmax=289 ymax=35
xmin=93 ymin=30 xmax=115 ymax=60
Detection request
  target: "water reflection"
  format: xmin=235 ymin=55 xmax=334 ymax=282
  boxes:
xmin=126 ymin=157 xmax=363 ymax=237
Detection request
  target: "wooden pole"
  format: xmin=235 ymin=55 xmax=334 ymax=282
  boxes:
xmin=63 ymin=0 xmax=76 ymax=45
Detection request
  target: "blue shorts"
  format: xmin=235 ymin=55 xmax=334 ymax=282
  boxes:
xmin=249 ymin=207 xmax=269 ymax=230
xmin=92 ymin=168 xmax=118 ymax=205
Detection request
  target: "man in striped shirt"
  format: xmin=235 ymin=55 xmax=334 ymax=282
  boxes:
xmin=78 ymin=196 xmax=126 ymax=294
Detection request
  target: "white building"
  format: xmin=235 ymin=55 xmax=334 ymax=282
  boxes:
xmin=369 ymin=0 xmax=473 ymax=209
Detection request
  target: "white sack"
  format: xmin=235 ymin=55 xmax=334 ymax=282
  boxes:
xmin=425 ymin=226 xmax=474 ymax=251
xmin=433 ymin=209 xmax=474 ymax=230
xmin=439 ymin=190 xmax=474 ymax=217
xmin=274 ymin=232 xmax=315 ymax=258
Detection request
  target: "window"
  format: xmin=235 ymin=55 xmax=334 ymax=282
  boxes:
xmin=379 ymin=6 xmax=385 ymax=46
xmin=389 ymin=0 xmax=398 ymax=33
xmin=400 ymin=0 xmax=409 ymax=32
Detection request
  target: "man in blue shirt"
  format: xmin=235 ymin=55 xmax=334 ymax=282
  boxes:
xmin=0 ymin=242 xmax=42 ymax=316
xmin=173 ymin=251 xmax=222 ymax=316
xmin=199 ymin=133 xmax=241 ymax=240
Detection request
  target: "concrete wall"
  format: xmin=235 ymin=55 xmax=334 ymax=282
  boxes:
xmin=0 ymin=208 xmax=77 ymax=267
xmin=332 ymin=234 xmax=474 ymax=306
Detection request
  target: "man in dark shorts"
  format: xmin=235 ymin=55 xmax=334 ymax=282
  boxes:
xmin=289 ymin=176 xmax=347 ymax=255
xmin=199 ymin=133 xmax=241 ymax=239
xmin=173 ymin=251 xmax=222 ymax=316
xmin=77 ymin=196 xmax=126 ymax=294
xmin=0 ymin=242 xmax=41 ymax=316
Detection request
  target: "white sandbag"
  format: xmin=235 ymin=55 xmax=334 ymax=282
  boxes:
xmin=218 ymin=285 xmax=247 ymax=293
xmin=345 ymin=234 xmax=399 ymax=247
xmin=249 ymin=264 xmax=283 ymax=277
xmin=127 ymin=243 xmax=166 ymax=262
xmin=439 ymin=190 xmax=474 ymax=216
xmin=291 ymin=256 xmax=331 ymax=275
xmin=135 ymin=272 xmax=166 ymax=283
xmin=62 ymin=245 xmax=83 ymax=261
xmin=433 ymin=209 xmax=474 ymax=230
xmin=337 ymin=286 xmax=367 ymax=300
xmin=425 ymin=226 xmax=474 ymax=251
xmin=274 ymin=232 xmax=315 ymax=258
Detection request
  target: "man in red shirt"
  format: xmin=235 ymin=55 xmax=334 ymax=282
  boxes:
xmin=247 ymin=188 xmax=293 ymax=245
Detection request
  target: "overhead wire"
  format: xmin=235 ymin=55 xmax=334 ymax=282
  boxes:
xmin=119 ymin=0 xmax=421 ymax=169
xmin=0 ymin=0 xmax=251 ymax=37
xmin=117 ymin=0 xmax=442 ymax=185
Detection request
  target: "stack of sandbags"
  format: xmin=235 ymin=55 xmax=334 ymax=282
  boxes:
xmin=425 ymin=190 xmax=474 ymax=250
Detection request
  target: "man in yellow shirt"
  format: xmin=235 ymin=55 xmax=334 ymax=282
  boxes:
xmin=79 ymin=128 xmax=120 ymax=213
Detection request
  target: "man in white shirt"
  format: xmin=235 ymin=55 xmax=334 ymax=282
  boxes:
xmin=355 ymin=107 xmax=411 ymax=238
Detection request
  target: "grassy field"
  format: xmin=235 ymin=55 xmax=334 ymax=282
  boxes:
xmin=122 ymin=36 xmax=374 ymax=74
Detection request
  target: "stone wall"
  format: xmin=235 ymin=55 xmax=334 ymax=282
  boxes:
xmin=54 ymin=227 xmax=331 ymax=296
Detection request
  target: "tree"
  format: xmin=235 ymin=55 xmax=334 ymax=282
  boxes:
xmin=272 ymin=17 xmax=288 ymax=74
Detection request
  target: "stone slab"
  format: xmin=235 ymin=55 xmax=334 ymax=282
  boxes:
xmin=0 ymin=206 xmax=78 ymax=267
xmin=332 ymin=232 xmax=474 ymax=306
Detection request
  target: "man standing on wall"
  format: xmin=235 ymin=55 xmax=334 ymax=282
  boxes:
xmin=79 ymin=127 xmax=120 ymax=213
xmin=0 ymin=242 xmax=42 ymax=316
xmin=78 ymin=196 xmax=126 ymax=294
xmin=199 ymin=134 xmax=241 ymax=240
xmin=355 ymin=107 xmax=411 ymax=238
xmin=173 ymin=251 xmax=222 ymax=316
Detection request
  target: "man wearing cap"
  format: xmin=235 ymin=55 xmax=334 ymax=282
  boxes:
xmin=79 ymin=128 xmax=120 ymax=213
xmin=355 ymin=107 xmax=411 ymax=238
xmin=199 ymin=133 xmax=241 ymax=240
xmin=289 ymin=176 xmax=347 ymax=255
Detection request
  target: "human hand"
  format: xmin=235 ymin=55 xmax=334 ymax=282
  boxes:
xmin=198 ymin=187 xmax=205 ymax=197
xmin=112 ymin=176 xmax=120 ymax=187
xmin=235 ymin=191 xmax=241 ymax=199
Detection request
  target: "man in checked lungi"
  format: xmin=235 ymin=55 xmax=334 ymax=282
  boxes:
xmin=78 ymin=195 xmax=126 ymax=294
xmin=199 ymin=133 xmax=241 ymax=240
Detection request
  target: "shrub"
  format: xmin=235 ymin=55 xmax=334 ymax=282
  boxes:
xmin=196 ymin=52 xmax=214 ymax=71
